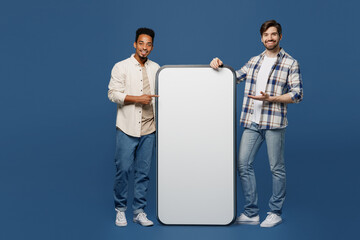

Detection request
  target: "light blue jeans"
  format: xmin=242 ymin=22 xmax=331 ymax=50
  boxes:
xmin=113 ymin=129 xmax=155 ymax=214
xmin=238 ymin=122 xmax=286 ymax=217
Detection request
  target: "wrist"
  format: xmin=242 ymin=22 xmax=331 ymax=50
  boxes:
xmin=125 ymin=95 xmax=139 ymax=104
xmin=268 ymin=96 xmax=276 ymax=102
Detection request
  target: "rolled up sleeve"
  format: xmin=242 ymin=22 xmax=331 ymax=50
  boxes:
xmin=236 ymin=62 xmax=249 ymax=83
xmin=287 ymin=60 xmax=303 ymax=103
xmin=108 ymin=63 xmax=127 ymax=106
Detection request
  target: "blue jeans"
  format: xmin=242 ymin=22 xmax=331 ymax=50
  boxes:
xmin=238 ymin=122 xmax=286 ymax=217
xmin=113 ymin=129 xmax=155 ymax=214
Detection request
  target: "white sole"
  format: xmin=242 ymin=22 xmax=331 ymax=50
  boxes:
xmin=260 ymin=220 xmax=282 ymax=228
xmin=133 ymin=220 xmax=153 ymax=227
xmin=236 ymin=221 xmax=260 ymax=225
xmin=115 ymin=222 xmax=127 ymax=227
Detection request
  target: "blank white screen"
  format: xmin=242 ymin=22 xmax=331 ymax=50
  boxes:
xmin=157 ymin=66 xmax=235 ymax=225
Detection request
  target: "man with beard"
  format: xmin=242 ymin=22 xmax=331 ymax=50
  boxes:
xmin=210 ymin=20 xmax=303 ymax=227
xmin=108 ymin=28 xmax=160 ymax=227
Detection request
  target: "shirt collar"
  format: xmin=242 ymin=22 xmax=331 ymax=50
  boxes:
xmin=260 ymin=48 xmax=285 ymax=59
xmin=278 ymin=48 xmax=285 ymax=58
xmin=130 ymin=54 xmax=149 ymax=67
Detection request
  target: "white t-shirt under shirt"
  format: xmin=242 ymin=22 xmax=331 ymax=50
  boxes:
xmin=252 ymin=55 xmax=277 ymax=124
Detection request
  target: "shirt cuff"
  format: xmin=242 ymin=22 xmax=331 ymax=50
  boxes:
xmin=288 ymin=91 xmax=301 ymax=103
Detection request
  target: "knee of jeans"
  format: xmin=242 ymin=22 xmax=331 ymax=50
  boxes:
xmin=115 ymin=161 xmax=132 ymax=174
xmin=238 ymin=161 xmax=252 ymax=174
xmin=269 ymin=164 xmax=286 ymax=177
xmin=134 ymin=174 xmax=149 ymax=183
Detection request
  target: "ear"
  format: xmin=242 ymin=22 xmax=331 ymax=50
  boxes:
xmin=133 ymin=42 xmax=136 ymax=49
xmin=279 ymin=34 xmax=282 ymax=40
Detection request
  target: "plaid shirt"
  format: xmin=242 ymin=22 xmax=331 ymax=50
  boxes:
xmin=236 ymin=48 xmax=303 ymax=129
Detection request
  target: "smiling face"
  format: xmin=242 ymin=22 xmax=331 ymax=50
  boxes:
xmin=261 ymin=26 xmax=282 ymax=51
xmin=133 ymin=34 xmax=153 ymax=63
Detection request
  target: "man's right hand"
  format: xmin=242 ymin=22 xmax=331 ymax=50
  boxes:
xmin=124 ymin=94 xmax=159 ymax=105
xmin=136 ymin=94 xmax=159 ymax=105
xmin=210 ymin=57 xmax=223 ymax=70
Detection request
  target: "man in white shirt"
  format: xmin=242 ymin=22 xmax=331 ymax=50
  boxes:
xmin=108 ymin=28 xmax=160 ymax=227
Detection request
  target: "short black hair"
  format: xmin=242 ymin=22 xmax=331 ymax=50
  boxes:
xmin=260 ymin=20 xmax=282 ymax=36
xmin=135 ymin=28 xmax=155 ymax=42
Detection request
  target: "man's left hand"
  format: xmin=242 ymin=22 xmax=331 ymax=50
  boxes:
xmin=248 ymin=91 xmax=271 ymax=101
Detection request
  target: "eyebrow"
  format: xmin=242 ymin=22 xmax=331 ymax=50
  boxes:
xmin=139 ymin=40 xmax=152 ymax=44
xmin=264 ymin=32 xmax=278 ymax=35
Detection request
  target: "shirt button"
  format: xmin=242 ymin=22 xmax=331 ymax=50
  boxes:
xmin=139 ymin=122 xmax=141 ymax=124
xmin=141 ymin=90 xmax=142 ymax=91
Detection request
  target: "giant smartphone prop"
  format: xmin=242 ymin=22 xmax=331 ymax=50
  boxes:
xmin=156 ymin=65 xmax=236 ymax=225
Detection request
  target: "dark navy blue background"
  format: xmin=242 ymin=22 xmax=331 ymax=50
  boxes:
xmin=1 ymin=0 xmax=359 ymax=239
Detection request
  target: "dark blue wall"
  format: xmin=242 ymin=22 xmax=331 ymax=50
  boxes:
xmin=1 ymin=0 xmax=359 ymax=239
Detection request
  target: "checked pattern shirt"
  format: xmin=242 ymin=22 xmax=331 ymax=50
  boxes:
xmin=236 ymin=48 xmax=303 ymax=129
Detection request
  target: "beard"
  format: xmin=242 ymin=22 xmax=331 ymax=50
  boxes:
xmin=264 ymin=41 xmax=279 ymax=51
xmin=137 ymin=49 xmax=149 ymax=59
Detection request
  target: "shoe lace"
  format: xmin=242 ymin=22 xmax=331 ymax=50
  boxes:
xmin=117 ymin=211 xmax=125 ymax=220
xmin=137 ymin=212 xmax=148 ymax=221
xmin=266 ymin=212 xmax=276 ymax=220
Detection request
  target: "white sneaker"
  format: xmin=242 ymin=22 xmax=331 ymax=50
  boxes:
xmin=115 ymin=210 xmax=127 ymax=227
xmin=133 ymin=212 xmax=154 ymax=227
xmin=236 ymin=213 xmax=260 ymax=225
xmin=260 ymin=212 xmax=282 ymax=227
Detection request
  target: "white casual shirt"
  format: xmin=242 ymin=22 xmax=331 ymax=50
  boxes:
xmin=252 ymin=55 xmax=277 ymax=124
xmin=108 ymin=54 xmax=160 ymax=137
